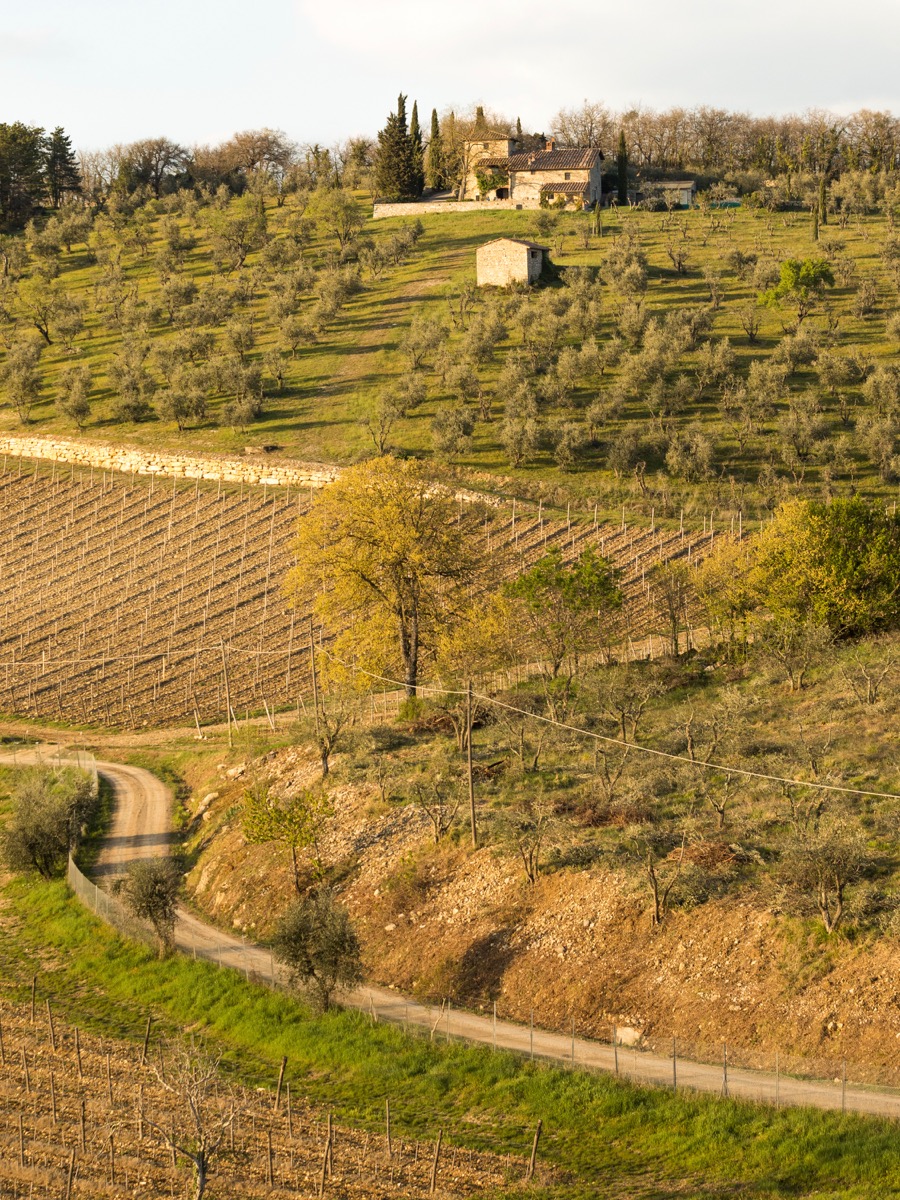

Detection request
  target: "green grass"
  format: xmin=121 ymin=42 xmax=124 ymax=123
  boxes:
xmin=4 ymin=194 xmax=900 ymax=525
xmin=6 ymin=873 xmax=900 ymax=1198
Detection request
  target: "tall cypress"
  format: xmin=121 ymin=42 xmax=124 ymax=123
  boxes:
xmin=617 ymin=130 xmax=629 ymax=205
xmin=425 ymin=109 xmax=444 ymax=192
xmin=409 ymin=101 xmax=425 ymax=196
xmin=474 ymin=106 xmax=487 ymax=134
xmin=819 ymin=175 xmax=828 ymax=226
xmin=374 ymin=94 xmax=417 ymax=201
xmin=44 ymin=127 xmax=81 ymax=209
xmin=516 ymin=116 xmax=523 ymax=144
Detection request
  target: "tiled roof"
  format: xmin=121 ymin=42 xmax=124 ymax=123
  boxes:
xmin=540 ymin=181 xmax=590 ymax=195
xmin=508 ymin=148 xmax=602 ymax=171
xmin=479 ymin=238 xmax=550 ymax=251
xmin=473 ymin=148 xmax=602 ymax=172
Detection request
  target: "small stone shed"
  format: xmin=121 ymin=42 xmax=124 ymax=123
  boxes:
xmin=476 ymin=237 xmax=548 ymax=287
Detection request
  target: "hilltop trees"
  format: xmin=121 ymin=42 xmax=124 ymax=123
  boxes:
xmin=287 ymin=456 xmax=487 ymax=695
xmin=374 ymin=95 xmax=422 ymax=200
xmin=0 ymin=122 xmax=81 ymax=227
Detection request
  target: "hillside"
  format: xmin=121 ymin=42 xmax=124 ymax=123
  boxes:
xmin=1 ymin=191 xmax=900 ymax=521
xmin=0 ymin=458 xmax=715 ymax=728
xmin=179 ymin=628 xmax=900 ymax=1080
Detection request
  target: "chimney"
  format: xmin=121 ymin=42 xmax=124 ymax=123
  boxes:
xmin=545 ymin=137 xmax=556 ymax=152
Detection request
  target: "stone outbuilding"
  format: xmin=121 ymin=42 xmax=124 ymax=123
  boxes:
xmin=475 ymin=237 xmax=548 ymax=287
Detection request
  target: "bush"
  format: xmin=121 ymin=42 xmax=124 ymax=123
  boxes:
xmin=272 ymin=888 xmax=363 ymax=1012
xmin=1 ymin=767 xmax=97 ymax=878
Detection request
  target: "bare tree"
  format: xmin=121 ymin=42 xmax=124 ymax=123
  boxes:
xmin=411 ymin=777 xmax=463 ymax=843
xmin=147 ymin=1040 xmax=236 ymax=1200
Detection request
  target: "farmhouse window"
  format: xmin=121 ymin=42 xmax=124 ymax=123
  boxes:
xmin=564 ymin=172 xmax=571 ymax=180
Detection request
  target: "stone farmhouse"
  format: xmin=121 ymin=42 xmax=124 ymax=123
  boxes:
xmin=462 ymin=137 xmax=603 ymax=208
xmin=475 ymin=237 xmax=548 ymax=287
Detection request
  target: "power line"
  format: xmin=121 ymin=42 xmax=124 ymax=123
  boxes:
xmin=319 ymin=649 xmax=900 ymax=804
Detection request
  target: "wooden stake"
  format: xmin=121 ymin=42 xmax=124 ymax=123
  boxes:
xmin=274 ymin=1055 xmax=287 ymax=1111
xmin=318 ymin=1134 xmax=332 ymax=1197
xmin=429 ymin=1131 xmax=442 ymax=1195
xmin=64 ymin=1149 xmax=76 ymax=1200
xmin=109 ymin=1134 xmax=116 ymax=1186
xmin=46 ymin=998 xmax=56 ymax=1051
xmin=266 ymin=1130 xmax=274 ymax=1185
xmin=21 ymin=1047 xmax=30 ymax=1094
xmin=18 ymin=1114 xmax=24 ymax=1167
xmin=327 ymin=1113 xmax=333 ymax=1175
xmin=80 ymin=1099 xmax=86 ymax=1152
xmin=140 ymin=1015 xmax=152 ymax=1066
xmin=50 ymin=1072 xmax=57 ymax=1123
xmin=106 ymin=1052 xmax=113 ymax=1105
xmin=385 ymin=1098 xmax=392 ymax=1158
xmin=30 ymin=974 xmax=36 ymax=1023
xmin=526 ymin=1119 xmax=542 ymax=1181
xmin=75 ymin=1027 xmax=83 ymax=1079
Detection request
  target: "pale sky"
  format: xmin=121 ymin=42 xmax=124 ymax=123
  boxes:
xmin=2 ymin=0 xmax=899 ymax=151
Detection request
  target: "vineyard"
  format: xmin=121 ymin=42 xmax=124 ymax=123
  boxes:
xmin=0 ymin=458 xmax=717 ymax=729
xmin=0 ymin=996 xmax=521 ymax=1198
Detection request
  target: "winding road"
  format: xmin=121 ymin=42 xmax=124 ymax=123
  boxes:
xmin=5 ymin=744 xmax=900 ymax=1120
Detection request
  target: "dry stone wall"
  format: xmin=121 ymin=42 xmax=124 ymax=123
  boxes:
xmin=0 ymin=435 xmax=340 ymax=489
xmin=372 ymin=199 xmax=533 ymax=219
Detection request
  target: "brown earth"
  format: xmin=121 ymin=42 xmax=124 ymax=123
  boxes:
xmin=185 ymin=745 xmax=900 ymax=1085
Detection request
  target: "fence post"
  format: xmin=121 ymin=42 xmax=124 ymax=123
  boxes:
xmin=612 ymin=1024 xmax=618 ymax=1075
xmin=722 ymin=1042 xmax=728 ymax=1098
xmin=672 ymin=1038 xmax=677 ymax=1092
xmin=841 ymin=1060 xmax=846 ymax=1114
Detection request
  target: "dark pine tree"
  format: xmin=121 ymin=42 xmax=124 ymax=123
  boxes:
xmin=44 ymin=127 xmax=81 ymax=209
xmin=617 ymin=130 xmax=629 ymax=205
xmin=474 ymin=106 xmax=487 ymax=134
xmin=409 ymin=101 xmax=425 ymax=196
xmin=374 ymin=94 xmax=417 ymax=200
xmin=425 ymin=109 xmax=444 ymax=191
xmin=0 ymin=122 xmax=47 ymax=227
xmin=516 ymin=116 xmax=523 ymax=144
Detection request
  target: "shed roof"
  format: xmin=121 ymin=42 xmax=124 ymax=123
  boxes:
xmin=540 ymin=181 xmax=590 ymax=195
xmin=477 ymin=237 xmax=550 ymax=251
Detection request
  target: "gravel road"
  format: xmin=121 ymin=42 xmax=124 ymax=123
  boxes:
xmin=6 ymin=744 xmax=900 ymax=1121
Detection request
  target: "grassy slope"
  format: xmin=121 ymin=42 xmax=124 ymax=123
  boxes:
xmin=6 ymin=874 xmax=900 ymax=1199
xmin=3 ymin=196 xmax=899 ymax=517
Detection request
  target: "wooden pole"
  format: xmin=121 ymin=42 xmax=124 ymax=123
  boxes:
xmin=327 ymin=1112 xmax=333 ymax=1175
xmin=266 ymin=1130 xmax=274 ymax=1185
xmin=274 ymin=1055 xmax=287 ymax=1112
xmin=46 ymin=998 xmax=56 ymax=1051
xmin=309 ymin=617 xmax=320 ymax=739
xmin=65 ymin=1148 xmax=76 ymax=1200
xmin=722 ymin=1043 xmax=728 ymax=1098
xmin=30 ymin=974 xmax=36 ymax=1023
xmin=18 ymin=1114 xmax=24 ymax=1168
xmin=428 ymin=1131 xmax=443 ymax=1195
xmin=526 ymin=1120 xmax=542 ymax=1181
xmin=220 ymin=639 xmax=233 ymax=749
xmin=466 ymin=680 xmax=477 ymax=848
xmin=80 ymin=1098 xmax=86 ymax=1151
xmin=385 ymin=1098 xmax=392 ymax=1158
xmin=318 ymin=1134 xmax=332 ymax=1197
xmin=75 ymin=1026 xmax=83 ymax=1079
xmin=140 ymin=1015 xmax=152 ymax=1066
xmin=672 ymin=1037 xmax=677 ymax=1091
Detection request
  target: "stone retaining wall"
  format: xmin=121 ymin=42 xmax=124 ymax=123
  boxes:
xmin=372 ymin=199 xmax=532 ymax=219
xmin=0 ymin=435 xmax=340 ymax=489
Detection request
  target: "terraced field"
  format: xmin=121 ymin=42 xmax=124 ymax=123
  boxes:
xmin=0 ymin=459 xmax=716 ymax=728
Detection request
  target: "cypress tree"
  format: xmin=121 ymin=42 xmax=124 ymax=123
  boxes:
xmin=409 ymin=101 xmax=425 ymax=196
xmin=374 ymin=94 xmax=417 ymax=201
xmin=812 ymin=203 xmax=819 ymax=242
xmin=474 ymin=106 xmax=487 ymax=134
xmin=616 ymin=130 xmax=629 ymax=205
xmin=516 ymin=116 xmax=523 ymax=144
xmin=425 ymin=109 xmax=444 ymax=192
xmin=44 ymin=127 xmax=81 ymax=209
xmin=819 ymin=175 xmax=828 ymax=226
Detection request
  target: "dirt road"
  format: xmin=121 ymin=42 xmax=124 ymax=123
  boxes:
xmin=7 ymin=745 xmax=900 ymax=1120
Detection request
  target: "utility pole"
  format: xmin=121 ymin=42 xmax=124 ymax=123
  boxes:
xmin=308 ymin=617 xmax=320 ymax=739
xmin=219 ymin=639 xmax=233 ymax=749
xmin=466 ymin=680 xmax=477 ymax=848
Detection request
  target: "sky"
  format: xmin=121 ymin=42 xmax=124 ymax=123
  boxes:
xmin=2 ymin=0 xmax=900 ymax=151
